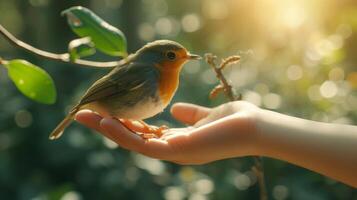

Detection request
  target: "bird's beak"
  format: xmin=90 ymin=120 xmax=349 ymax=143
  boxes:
xmin=187 ymin=53 xmax=202 ymax=60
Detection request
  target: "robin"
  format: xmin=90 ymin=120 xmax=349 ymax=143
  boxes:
xmin=49 ymin=40 xmax=201 ymax=140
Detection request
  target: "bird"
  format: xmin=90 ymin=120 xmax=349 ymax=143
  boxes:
xmin=49 ymin=40 xmax=201 ymax=140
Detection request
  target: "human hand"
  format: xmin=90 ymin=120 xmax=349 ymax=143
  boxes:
xmin=75 ymin=101 xmax=262 ymax=164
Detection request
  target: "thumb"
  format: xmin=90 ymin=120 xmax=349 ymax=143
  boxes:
xmin=170 ymin=103 xmax=211 ymax=125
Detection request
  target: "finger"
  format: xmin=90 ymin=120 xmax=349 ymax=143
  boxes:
xmin=75 ymin=110 xmax=117 ymax=141
xmin=170 ymin=103 xmax=211 ymax=125
xmin=75 ymin=110 xmax=103 ymax=132
xmin=100 ymin=118 xmax=171 ymax=159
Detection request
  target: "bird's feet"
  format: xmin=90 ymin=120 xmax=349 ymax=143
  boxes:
xmin=119 ymin=119 xmax=168 ymax=139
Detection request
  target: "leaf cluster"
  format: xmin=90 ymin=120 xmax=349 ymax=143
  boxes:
xmin=0 ymin=6 xmax=127 ymax=104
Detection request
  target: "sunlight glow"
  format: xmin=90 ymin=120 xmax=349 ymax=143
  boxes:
xmin=133 ymin=154 xmax=166 ymax=175
xmin=194 ymin=179 xmax=215 ymax=195
xmin=60 ymin=191 xmax=82 ymax=200
xmin=281 ymin=4 xmax=306 ymax=29
xmin=14 ymin=110 xmax=33 ymax=128
xmin=234 ymin=173 xmax=251 ymax=190
xmin=243 ymin=91 xmax=262 ymax=106
xmin=182 ymin=14 xmax=201 ymax=32
xmin=273 ymin=185 xmax=289 ymax=200
xmin=320 ymin=81 xmax=338 ymax=98
xmin=263 ymin=93 xmax=282 ymax=109
xmin=164 ymin=186 xmax=186 ymax=200
xmin=138 ymin=23 xmax=155 ymax=41
xmin=287 ymin=65 xmax=303 ymax=81
xmin=155 ymin=17 xmax=180 ymax=36
xmin=202 ymin=0 xmax=228 ymax=20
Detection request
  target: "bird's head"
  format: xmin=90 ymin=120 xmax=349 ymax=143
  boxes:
xmin=134 ymin=40 xmax=201 ymax=71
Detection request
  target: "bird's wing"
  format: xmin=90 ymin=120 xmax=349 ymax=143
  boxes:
xmin=78 ymin=62 xmax=158 ymax=106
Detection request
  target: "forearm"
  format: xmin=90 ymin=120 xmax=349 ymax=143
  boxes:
xmin=256 ymin=109 xmax=357 ymax=187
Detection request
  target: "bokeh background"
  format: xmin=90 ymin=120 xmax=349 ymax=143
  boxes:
xmin=0 ymin=0 xmax=356 ymax=199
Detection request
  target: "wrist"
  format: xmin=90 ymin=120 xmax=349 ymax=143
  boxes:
xmin=252 ymin=108 xmax=275 ymax=157
xmin=230 ymin=107 xmax=263 ymax=157
xmin=253 ymin=108 xmax=298 ymax=158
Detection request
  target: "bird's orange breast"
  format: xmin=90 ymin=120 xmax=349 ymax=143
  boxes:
xmin=156 ymin=61 xmax=184 ymax=105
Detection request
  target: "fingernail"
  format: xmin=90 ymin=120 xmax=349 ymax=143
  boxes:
xmin=76 ymin=109 xmax=93 ymax=114
xmin=100 ymin=117 xmax=115 ymax=127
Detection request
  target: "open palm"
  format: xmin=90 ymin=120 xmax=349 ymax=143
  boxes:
xmin=75 ymin=101 xmax=260 ymax=164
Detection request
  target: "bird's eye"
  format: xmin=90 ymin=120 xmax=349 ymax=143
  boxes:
xmin=166 ymin=51 xmax=176 ymax=60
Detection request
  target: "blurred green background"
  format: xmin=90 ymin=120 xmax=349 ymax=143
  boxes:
xmin=0 ymin=0 xmax=356 ymax=199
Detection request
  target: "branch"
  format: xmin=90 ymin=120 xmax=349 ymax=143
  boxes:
xmin=252 ymin=157 xmax=268 ymax=200
xmin=205 ymin=53 xmax=241 ymax=101
xmin=0 ymin=24 xmax=123 ymax=68
xmin=205 ymin=53 xmax=267 ymax=200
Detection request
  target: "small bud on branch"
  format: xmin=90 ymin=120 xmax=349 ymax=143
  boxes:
xmin=209 ymin=84 xmax=224 ymax=99
xmin=219 ymin=55 xmax=240 ymax=70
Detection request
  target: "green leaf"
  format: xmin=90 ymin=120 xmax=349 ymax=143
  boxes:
xmin=68 ymin=37 xmax=96 ymax=61
xmin=62 ymin=6 xmax=127 ymax=57
xmin=5 ymin=59 xmax=56 ymax=104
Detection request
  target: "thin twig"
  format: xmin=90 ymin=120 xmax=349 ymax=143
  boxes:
xmin=0 ymin=24 xmax=123 ymax=68
xmin=252 ymin=157 xmax=268 ymax=200
xmin=205 ymin=53 xmax=236 ymax=101
xmin=205 ymin=53 xmax=268 ymax=200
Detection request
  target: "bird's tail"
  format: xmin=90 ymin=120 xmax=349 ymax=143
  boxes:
xmin=49 ymin=108 xmax=78 ymax=140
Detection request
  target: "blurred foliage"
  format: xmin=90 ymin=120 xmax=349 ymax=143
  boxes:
xmin=0 ymin=0 xmax=356 ymax=199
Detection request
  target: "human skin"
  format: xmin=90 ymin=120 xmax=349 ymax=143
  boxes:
xmin=75 ymin=101 xmax=357 ymax=188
